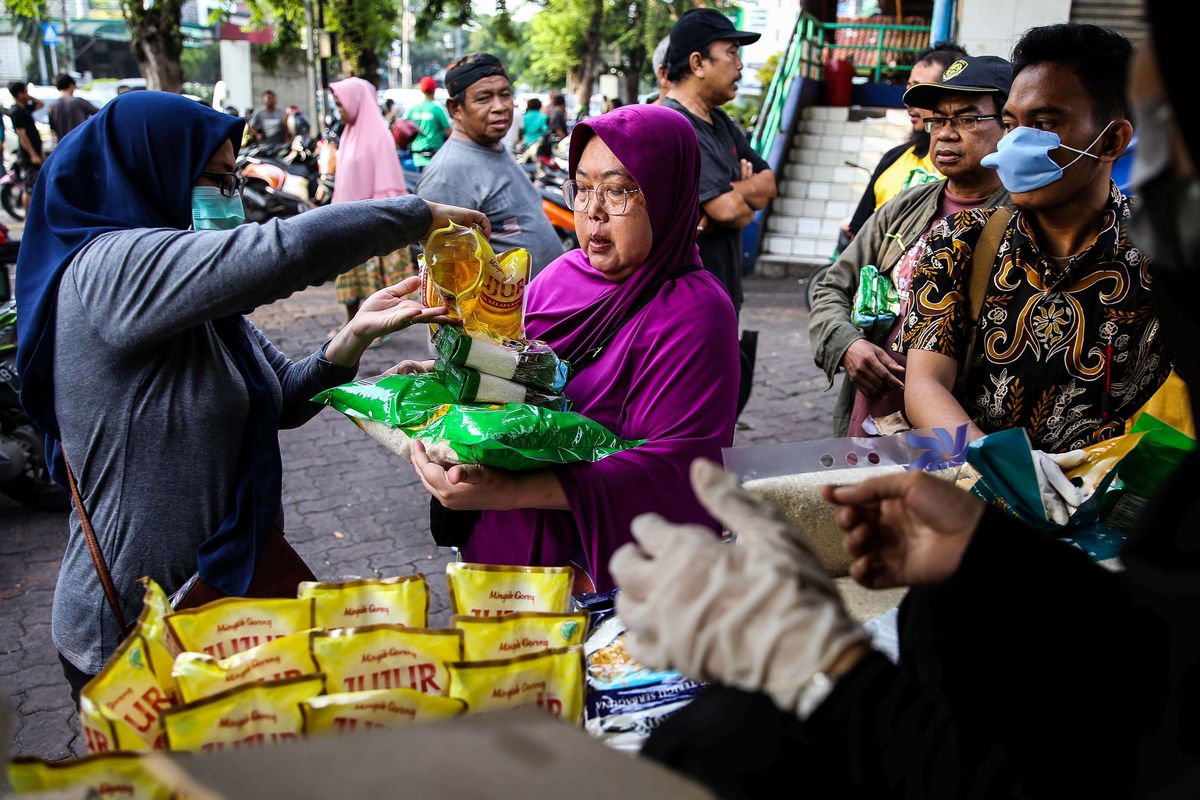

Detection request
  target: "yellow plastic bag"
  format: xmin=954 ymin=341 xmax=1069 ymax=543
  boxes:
xmin=165 ymin=597 xmax=314 ymax=659
xmin=298 ymin=575 xmax=429 ymax=629
xmin=311 ymin=625 xmax=463 ymax=696
xmin=79 ymin=634 xmax=178 ymax=753
xmin=421 ymin=222 xmax=529 ymax=340
xmin=161 ymin=674 xmax=324 ymax=752
xmin=7 ymin=753 xmax=171 ymax=800
xmin=453 ymin=612 xmax=587 ymax=661
xmin=302 ymin=688 xmax=467 ymax=735
xmin=445 ymin=562 xmax=574 ymax=617
xmin=172 ymin=630 xmax=319 ymax=703
xmin=135 ymin=578 xmax=180 ymax=679
xmin=448 ymin=646 xmax=585 ymax=724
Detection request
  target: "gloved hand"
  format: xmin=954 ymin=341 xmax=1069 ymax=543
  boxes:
xmin=1031 ymin=449 xmax=1088 ymax=525
xmin=610 ymin=459 xmax=870 ymax=717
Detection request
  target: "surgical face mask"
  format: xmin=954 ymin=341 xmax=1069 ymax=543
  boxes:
xmin=191 ymin=185 xmax=246 ymax=231
xmin=981 ymin=120 xmax=1116 ymax=193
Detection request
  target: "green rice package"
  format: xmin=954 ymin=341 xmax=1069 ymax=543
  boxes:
xmin=435 ymin=357 xmax=568 ymax=411
xmin=434 ymin=325 xmax=569 ymax=392
xmin=312 ymin=373 xmax=642 ymax=471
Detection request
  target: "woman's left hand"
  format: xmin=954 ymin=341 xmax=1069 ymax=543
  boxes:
xmin=411 ymin=440 xmax=515 ymax=510
xmin=325 ymin=276 xmax=452 ymax=367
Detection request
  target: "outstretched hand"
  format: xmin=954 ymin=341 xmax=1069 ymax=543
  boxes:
xmin=423 ymin=201 xmax=491 ymax=240
xmin=324 ymin=276 xmax=449 ymax=367
xmin=822 ymin=470 xmax=985 ymax=590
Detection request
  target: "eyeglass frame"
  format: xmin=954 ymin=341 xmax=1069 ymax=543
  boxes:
xmin=922 ymin=114 xmax=1001 ymax=134
xmin=563 ymin=180 xmax=643 ymax=216
xmin=198 ymin=171 xmax=246 ymax=198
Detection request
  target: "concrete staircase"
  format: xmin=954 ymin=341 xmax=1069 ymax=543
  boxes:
xmin=757 ymin=106 xmax=915 ymax=279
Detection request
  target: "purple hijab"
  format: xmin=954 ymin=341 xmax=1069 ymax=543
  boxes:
xmin=462 ymin=105 xmax=740 ymax=589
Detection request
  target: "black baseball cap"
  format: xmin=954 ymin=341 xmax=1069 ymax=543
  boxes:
xmin=903 ymin=55 xmax=1013 ymax=109
xmin=666 ymin=8 xmax=760 ymax=72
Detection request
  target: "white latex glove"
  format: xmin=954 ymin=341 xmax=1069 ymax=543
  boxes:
xmin=1031 ymin=449 xmax=1088 ymax=525
xmin=609 ymin=459 xmax=870 ymax=716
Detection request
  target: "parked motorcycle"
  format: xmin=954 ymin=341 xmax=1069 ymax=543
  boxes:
xmin=237 ymin=138 xmax=316 ymax=224
xmin=1 ymin=162 xmax=29 ymax=222
xmin=0 ymin=300 xmax=69 ymax=510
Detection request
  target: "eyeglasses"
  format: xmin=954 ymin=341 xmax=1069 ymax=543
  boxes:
xmin=923 ymin=114 xmax=1001 ymax=133
xmin=563 ymin=180 xmax=642 ymax=216
xmin=198 ymin=171 xmax=246 ymax=198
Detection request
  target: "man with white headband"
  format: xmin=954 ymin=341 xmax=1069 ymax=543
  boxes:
xmin=901 ymin=23 xmax=1170 ymax=521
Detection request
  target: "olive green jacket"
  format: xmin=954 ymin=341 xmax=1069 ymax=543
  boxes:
xmin=808 ymin=179 xmax=1010 ymax=437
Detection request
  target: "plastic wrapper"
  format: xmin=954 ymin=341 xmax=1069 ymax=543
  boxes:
xmin=1102 ymin=413 xmax=1196 ymax=531
xmin=79 ymin=634 xmax=178 ymax=753
xmin=310 ymin=625 xmax=463 ymax=695
xmin=172 ymin=630 xmax=319 ymax=704
xmin=446 ymin=562 xmax=574 ymax=617
xmin=453 ymin=612 xmax=587 ymax=660
xmin=313 ymin=373 xmax=642 ymax=471
xmin=724 ymin=428 xmax=968 ymax=576
xmin=298 ymin=575 xmax=430 ymax=629
xmin=448 ymin=646 xmax=585 ymax=724
xmin=136 ymin=578 xmax=181 ymax=681
xmin=434 ymin=325 xmax=569 ymax=392
xmin=421 ymin=222 xmax=529 ymax=340
xmin=851 ymin=264 xmax=900 ymax=337
xmin=584 ymin=616 xmax=704 ymax=753
xmin=165 ymin=597 xmax=314 ymax=660
xmin=301 ymin=688 xmax=467 ymax=735
xmin=7 ymin=753 xmax=171 ymax=800
xmin=436 ymin=357 xmax=568 ymax=411
xmin=161 ymin=674 xmax=324 ymax=752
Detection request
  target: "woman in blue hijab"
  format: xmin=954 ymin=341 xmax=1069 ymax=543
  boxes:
xmin=15 ymin=92 xmax=486 ymax=697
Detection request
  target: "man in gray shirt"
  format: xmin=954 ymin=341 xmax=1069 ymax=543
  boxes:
xmin=249 ymin=89 xmax=286 ymax=145
xmin=417 ymin=53 xmax=563 ymax=275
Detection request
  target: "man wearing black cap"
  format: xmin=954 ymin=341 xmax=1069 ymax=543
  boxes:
xmin=416 ymin=52 xmax=562 ymax=274
xmin=810 ymin=54 xmax=1011 ymax=438
xmin=662 ymin=8 xmax=777 ymax=312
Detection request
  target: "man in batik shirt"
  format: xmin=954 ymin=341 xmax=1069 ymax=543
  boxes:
xmin=902 ymin=23 xmax=1170 ymax=455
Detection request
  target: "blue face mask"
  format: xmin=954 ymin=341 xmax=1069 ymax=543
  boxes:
xmin=191 ymin=185 xmax=246 ymax=230
xmin=981 ymin=121 xmax=1115 ymax=193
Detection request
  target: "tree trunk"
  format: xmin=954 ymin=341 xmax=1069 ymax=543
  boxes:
xmin=122 ymin=0 xmax=184 ymax=93
xmin=572 ymin=0 xmax=604 ymax=116
xmin=621 ymin=44 xmax=646 ymax=104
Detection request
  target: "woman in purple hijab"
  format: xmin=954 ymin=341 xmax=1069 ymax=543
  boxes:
xmin=412 ymin=104 xmax=739 ymax=590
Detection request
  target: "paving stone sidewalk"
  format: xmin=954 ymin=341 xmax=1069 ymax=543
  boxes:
xmin=0 ymin=275 xmax=837 ymax=763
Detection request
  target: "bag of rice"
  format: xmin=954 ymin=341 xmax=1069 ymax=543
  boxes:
xmin=435 ymin=357 xmax=568 ymax=411
xmin=165 ymin=597 xmax=314 ymax=660
xmin=453 ymin=612 xmax=587 ymax=660
xmin=298 ymin=575 xmax=429 ymax=629
xmin=172 ymin=630 xmax=318 ymax=703
xmin=79 ymin=634 xmax=178 ymax=753
xmin=446 ymin=563 xmax=574 ymax=617
xmin=301 ymin=688 xmax=467 ymax=735
xmin=161 ymin=674 xmax=324 ymax=752
xmin=7 ymin=753 xmax=171 ymax=800
xmin=448 ymin=646 xmax=585 ymax=724
xmin=434 ymin=325 xmax=569 ymax=392
xmin=310 ymin=625 xmax=463 ymax=695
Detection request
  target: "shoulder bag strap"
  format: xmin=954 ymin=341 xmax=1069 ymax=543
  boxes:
xmin=62 ymin=447 xmax=131 ymax=634
xmin=957 ymin=206 xmax=1013 ymax=391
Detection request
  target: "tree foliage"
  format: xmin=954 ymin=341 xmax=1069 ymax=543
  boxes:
xmin=244 ymin=0 xmax=398 ymax=84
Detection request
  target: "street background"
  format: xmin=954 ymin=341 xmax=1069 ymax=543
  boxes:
xmin=0 ymin=274 xmax=836 ymax=761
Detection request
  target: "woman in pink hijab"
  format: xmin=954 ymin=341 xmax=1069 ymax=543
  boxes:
xmin=329 ymin=77 xmax=413 ymax=330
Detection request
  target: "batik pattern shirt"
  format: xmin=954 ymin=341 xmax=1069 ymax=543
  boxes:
xmin=901 ymin=183 xmax=1170 ymax=452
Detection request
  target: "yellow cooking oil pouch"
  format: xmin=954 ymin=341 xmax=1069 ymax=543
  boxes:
xmin=453 ymin=612 xmax=586 ymax=661
xmin=172 ymin=630 xmax=318 ymax=703
xmin=79 ymin=634 xmax=178 ymax=753
xmin=7 ymin=753 xmax=171 ymax=800
xmin=165 ymin=597 xmax=314 ymax=660
xmin=134 ymin=577 xmax=180 ymax=677
xmin=302 ymin=688 xmax=467 ymax=735
xmin=448 ymin=645 xmax=585 ymax=724
xmin=446 ymin=563 xmax=573 ymax=617
xmin=298 ymin=575 xmax=429 ymax=629
xmin=161 ymin=674 xmax=324 ymax=752
xmin=311 ymin=625 xmax=462 ymax=696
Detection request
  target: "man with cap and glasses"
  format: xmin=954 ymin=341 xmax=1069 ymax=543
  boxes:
xmin=810 ymin=54 xmax=1011 ymax=439
xmin=416 ymin=52 xmax=563 ymax=274
xmin=662 ymin=8 xmax=777 ymax=313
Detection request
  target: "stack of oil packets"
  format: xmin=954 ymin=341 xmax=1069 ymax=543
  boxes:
xmin=6 ymin=565 xmax=589 ymax=798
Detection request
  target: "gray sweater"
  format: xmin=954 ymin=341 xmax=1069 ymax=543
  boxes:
xmin=52 ymin=195 xmax=432 ymax=674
